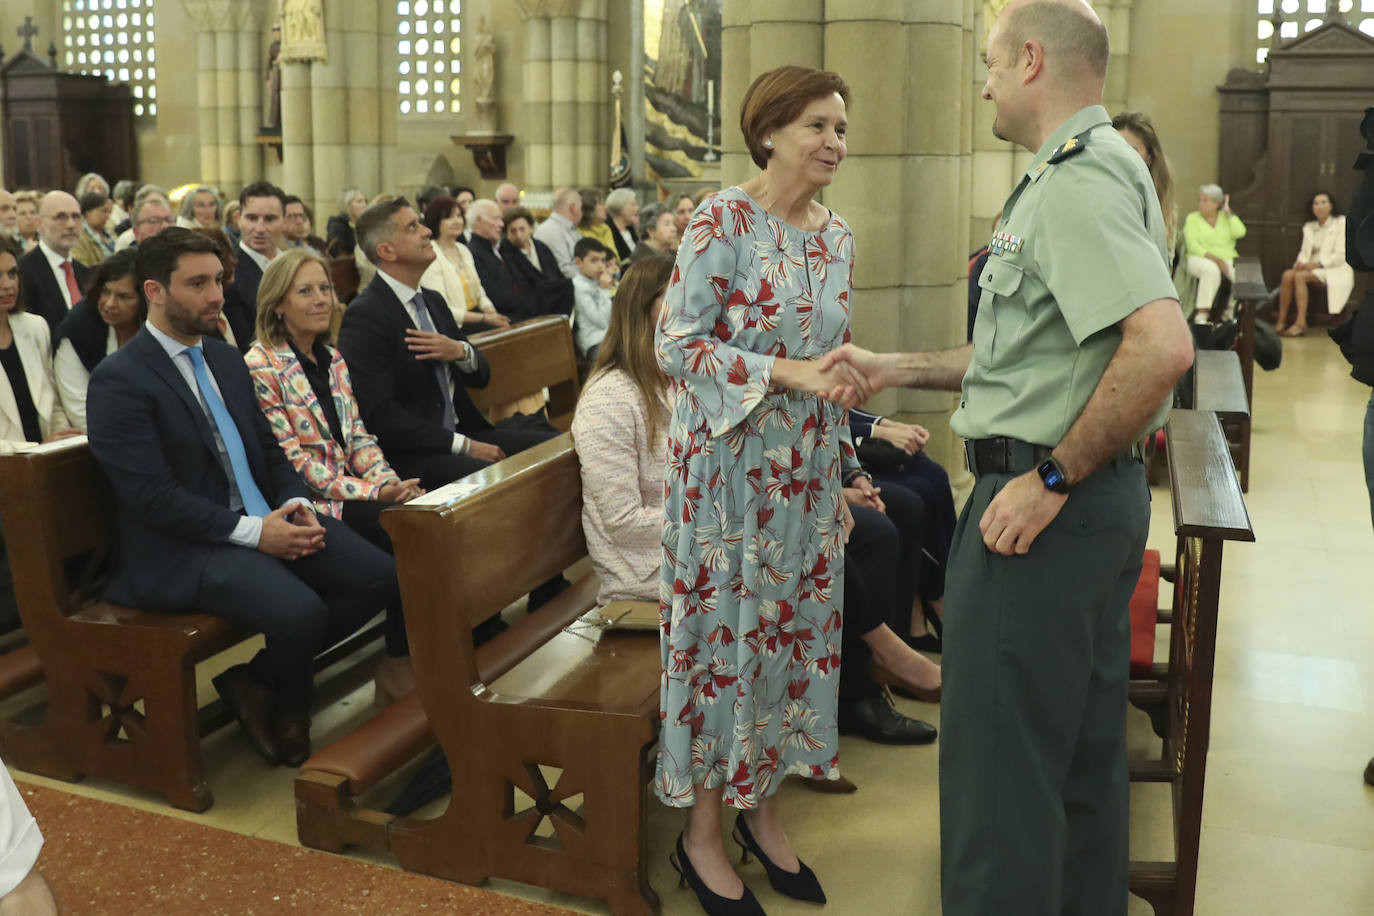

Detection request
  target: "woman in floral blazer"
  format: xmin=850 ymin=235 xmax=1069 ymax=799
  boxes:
xmin=246 ymin=247 xmax=422 ymax=704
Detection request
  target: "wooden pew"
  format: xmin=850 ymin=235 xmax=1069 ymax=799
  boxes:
xmin=1191 ymin=348 xmax=1251 ymax=492
xmin=329 ymin=255 xmax=361 ymax=304
xmin=295 ymin=435 xmax=661 ymax=915
xmin=0 ymin=438 xmax=381 ymax=812
xmin=1129 ymin=409 xmax=1255 ymax=916
xmin=1230 ymin=257 xmax=1263 ymax=409
xmin=468 ymin=316 xmax=581 ymax=430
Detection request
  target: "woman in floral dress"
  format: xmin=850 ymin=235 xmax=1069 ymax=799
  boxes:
xmin=655 ymin=66 xmax=864 ymax=915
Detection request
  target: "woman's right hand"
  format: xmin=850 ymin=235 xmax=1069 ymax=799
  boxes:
xmin=775 ymin=356 xmax=872 ymax=403
xmin=378 ymin=478 xmax=423 ymax=503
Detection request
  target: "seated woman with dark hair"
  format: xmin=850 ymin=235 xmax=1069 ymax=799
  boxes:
xmin=0 ymin=236 xmax=79 ymax=449
xmin=53 ymin=249 xmax=144 ymax=432
xmin=246 ymin=247 xmax=423 ymax=705
xmin=70 ymin=191 xmax=116 ymax=268
xmin=420 ymin=195 xmax=509 ymax=331
xmin=1277 ymin=190 xmax=1354 ymax=336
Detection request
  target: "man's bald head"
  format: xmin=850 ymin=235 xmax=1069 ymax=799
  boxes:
xmin=994 ymin=0 xmax=1108 ymax=82
xmin=38 ymin=191 xmax=82 ymax=254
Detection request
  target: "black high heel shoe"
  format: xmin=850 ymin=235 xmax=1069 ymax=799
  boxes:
xmin=907 ymin=599 xmax=943 ymax=653
xmin=670 ymin=833 xmax=766 ymax=916
xmin=731 ymin=812 xmax=826 ymax=904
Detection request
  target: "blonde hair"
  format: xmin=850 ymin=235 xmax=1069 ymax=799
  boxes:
xmin=255 ymin=247 xmax=334 ymax=348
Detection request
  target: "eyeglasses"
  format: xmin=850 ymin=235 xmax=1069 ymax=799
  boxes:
xmin=137 ymin=216 xmax=176 ymax=227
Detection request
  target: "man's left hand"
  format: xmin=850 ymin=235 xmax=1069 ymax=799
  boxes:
xmin=978 ymin=470 xmax=1068 ymax=556
xmin=406 ymin=329 xmax=467 ymax=362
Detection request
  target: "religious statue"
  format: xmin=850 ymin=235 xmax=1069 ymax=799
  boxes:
xmin=264 ymin=24 xmax=282 ymax=130
xmin=279 ymin=0 xmax=327 ymax=63
xmin=471 ymin=18 xmax=497 ymax=133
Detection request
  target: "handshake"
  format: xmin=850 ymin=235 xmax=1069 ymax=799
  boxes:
xmin=784 ymin=344 xmax=892 ymax=408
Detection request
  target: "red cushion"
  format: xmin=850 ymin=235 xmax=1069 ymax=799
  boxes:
xmin=1130 ymin=549 xmax=1161 ymax=677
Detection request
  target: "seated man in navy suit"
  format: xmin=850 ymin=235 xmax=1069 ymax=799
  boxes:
xmin=221 ymin=181 xmax=285 ymax=351
xmin=87 ymin=228 xmax=398 ymax=768
xmin=338 ymin=197 xmax=557 ymax=490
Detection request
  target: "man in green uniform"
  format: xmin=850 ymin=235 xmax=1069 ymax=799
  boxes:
xmin=821 ymin=1 xmax=1194 ymax=913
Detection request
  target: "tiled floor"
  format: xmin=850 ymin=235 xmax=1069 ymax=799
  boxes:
xmin=9 ymin=331 xmax=1374 ymax=914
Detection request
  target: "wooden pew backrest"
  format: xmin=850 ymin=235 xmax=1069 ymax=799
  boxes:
xmin=468 ymin=317 xmax=580 ymax=430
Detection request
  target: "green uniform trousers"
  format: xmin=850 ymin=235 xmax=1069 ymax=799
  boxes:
xmin=939 ymin=455 xmax=1149 ymax=916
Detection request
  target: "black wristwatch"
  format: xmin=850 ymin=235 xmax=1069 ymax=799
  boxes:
xmin=1037 ymin=456 xmax=1072 ymax=494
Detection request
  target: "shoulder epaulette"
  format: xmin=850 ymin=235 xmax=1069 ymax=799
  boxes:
xmin=1047 ymin=130 xmax=1093 ymax=164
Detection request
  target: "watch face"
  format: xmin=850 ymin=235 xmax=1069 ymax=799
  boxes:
xmin=1038 ymin=458 xmax=1068 ymax=492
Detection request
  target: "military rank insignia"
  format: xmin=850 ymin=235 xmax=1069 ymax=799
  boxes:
xmin=1047 ymin=130 xmax=1092 ymax=164
xmin=990 ymin=231 xmax=1023 ymax=256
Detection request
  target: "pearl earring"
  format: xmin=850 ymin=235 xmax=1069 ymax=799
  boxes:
xmin=763 ymin=140 xmax=774 ymax=149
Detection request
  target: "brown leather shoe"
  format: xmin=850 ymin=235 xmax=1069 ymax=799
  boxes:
xmin=273 ymin=709 xmax=312 ymax=768
xmin=211 ymin=664 xmax=278 ymax=765
xmin=792 ymin=773 xmax=858 ymax=794
xmin=870 ymin=661 xmax=941 ymax=703
xmin=1365 ymin=757 xmax=1374 ymax=788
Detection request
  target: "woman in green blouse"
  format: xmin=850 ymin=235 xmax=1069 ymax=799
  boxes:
xmin=1182 ymin=183 xmax=1245 ymax=323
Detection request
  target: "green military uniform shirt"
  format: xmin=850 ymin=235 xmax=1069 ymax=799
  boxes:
xmin=952 ymin=105 xmax=1179 ymax=447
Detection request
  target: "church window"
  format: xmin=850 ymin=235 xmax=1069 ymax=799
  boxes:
xmin=62 ymin=0 xmax=157 ymax=118
xmin=397 ymin=0 xmax=461 ymax=116
xmin=1256 ymin=1 xmax=1373 ymax=63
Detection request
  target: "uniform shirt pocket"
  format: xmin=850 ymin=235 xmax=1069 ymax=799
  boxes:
xmin=974 ymin=260 xmax=1025 ymax=362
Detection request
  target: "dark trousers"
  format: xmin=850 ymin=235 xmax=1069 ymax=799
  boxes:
xmin=939 ymin=457 xmax=1148 ymax=916
xmin=838 ymin=482 xmax=924 ymax=702
xmin=389 ymin=420 xmax=559 ymax=491
xmin=195 ymin=514 xmax=398 ymax=712
xmin=875 ymin=451 xmax=956 ymax=604
xmin=339 ymin=499 xmax=408 ymax=657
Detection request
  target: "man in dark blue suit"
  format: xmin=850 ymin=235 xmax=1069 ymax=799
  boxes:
xmin=338 ymin=197 xmax=556 ymax=490
xmin=220 ymin=181 xmax=286 ymax=351
xmin=87 ymin=228 xmax=398 ymax=767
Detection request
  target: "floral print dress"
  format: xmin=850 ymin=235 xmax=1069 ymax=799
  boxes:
xmin=654 ymin=186 xmax=856 ymax=809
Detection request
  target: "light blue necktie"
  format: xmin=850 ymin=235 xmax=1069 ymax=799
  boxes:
xmin=185 ymin=346 xmax=272 ymax=517
xmin=411 ymin=293 xmax=456 ymax=431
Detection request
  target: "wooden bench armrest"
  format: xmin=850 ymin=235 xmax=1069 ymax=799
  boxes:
xmin=1192 ymin=350 xmax=1249 ymax=419
xmin=1165 ymin=410 xmax=1256 ymax=542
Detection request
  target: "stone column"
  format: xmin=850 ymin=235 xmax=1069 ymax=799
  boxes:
xmin=234 ymin=3 xmax=263 ymax=191
xmin=215 ymin=25 xmax=241 ymax=191
xmin=378 ymin=0 xmax=399 ymax=196
xmin=1097 ymin=0 xmax=1133 ymax=115
xmin=279 ymin=60 xmax=314 ymax=205
xmin=548 ymin=14 xmax=578 ymax=188
xmin=196 ymin=27 xmax=221 ymax=183
xmin=522 ymin=15 xmax=553 ymax=191
xmin=342 ymin=0 xmax=382 ymax=212
xmin=573 ymin=3 xmax=607 ymax=187
xmin=718 ymin=0 xmax=756 ymax=188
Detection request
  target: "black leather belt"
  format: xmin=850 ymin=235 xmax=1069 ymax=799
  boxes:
xmin=964 ymin=437 xmax=1055 ymax=477
xmin=964 ymin=437 xmax=1145 ymax=478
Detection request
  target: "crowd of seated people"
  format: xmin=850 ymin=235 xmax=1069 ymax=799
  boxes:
xmin=0 ymin=169 xmax=969 ymax=789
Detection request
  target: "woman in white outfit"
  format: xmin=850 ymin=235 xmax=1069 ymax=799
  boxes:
xmin=1276 ymin=190 xmax=1353 ymax=337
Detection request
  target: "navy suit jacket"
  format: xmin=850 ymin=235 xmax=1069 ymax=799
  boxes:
xmin=18 ymin=245 xmax=88 ymax=334
xmin=337 ymin=273 xmax=492 ymax=464
xmin=221 ymin=253 xmax=263 ymax=352
xmin=87 ymin=327 xmax=307 ymax=609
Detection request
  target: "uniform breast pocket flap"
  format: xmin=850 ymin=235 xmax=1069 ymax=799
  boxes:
xmin=978 ymin=260 xmax=1024 ymax=300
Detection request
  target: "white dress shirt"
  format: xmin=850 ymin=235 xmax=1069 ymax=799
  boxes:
xmin=237 ymin=240 xmax=274 ymax=274
xmin=146 ymin=322 xmax=307 ymax=548
xmin=376 ymin=270 xmax=482 ymax=455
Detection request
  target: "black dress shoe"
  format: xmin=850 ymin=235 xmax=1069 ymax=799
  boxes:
xmin=669 ymin=833 xmax=765 ymax=916
xmin=732 ymin=812 xmax=825 ymax=904
xmin=838 ymin=692 xmax=937 ymax=745
xmin=273 ymin=708 xmax=312 ymax=768
xmin=212 ymin=664 xmax=278 ymax=765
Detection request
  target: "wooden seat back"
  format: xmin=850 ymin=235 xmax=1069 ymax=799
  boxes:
xmin=329 ymin=255 xmax=360 ymax=304
xmin=1191 ymin=350 xmax=1249 ymax=419
xmin=1130 ymin=409 xmax=1254 ymax=916
xmin=467 ymin=317 xmax=580 ymax=430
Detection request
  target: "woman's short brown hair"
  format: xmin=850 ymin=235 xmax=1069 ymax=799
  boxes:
xmin=740 ymin=66 xmax=850 ymax=170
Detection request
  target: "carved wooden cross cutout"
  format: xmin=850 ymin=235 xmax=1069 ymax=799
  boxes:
xmin=17 ymin=17 xmax=38 ymax=53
